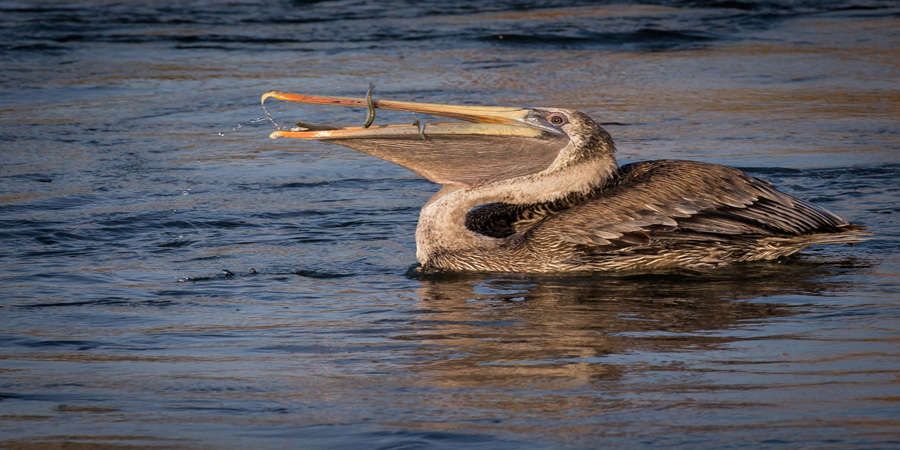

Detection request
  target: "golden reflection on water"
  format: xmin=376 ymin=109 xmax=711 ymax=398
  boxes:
xmin=331 ymin=260 xmax=883 ymax=441
xmin=409 ymin=266 xmax=807 ymax=388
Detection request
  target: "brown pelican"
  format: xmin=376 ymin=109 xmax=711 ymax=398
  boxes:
xmin=262 ymin=91 xmax=868 ymax=273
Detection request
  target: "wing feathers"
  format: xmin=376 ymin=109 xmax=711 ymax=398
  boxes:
xmin=531 ymin=160 xmax=855 ymax=249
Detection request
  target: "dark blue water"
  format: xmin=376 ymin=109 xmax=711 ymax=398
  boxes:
xmin=2 ymin=1 xmax=899 ymax=448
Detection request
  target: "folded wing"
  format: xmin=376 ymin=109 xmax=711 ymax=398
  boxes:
xmin=530 ymin=160 xmax=855 ymax=249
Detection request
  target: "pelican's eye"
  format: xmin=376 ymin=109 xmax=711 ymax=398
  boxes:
xmin=547 ymin=113 xmax=568 ymax=126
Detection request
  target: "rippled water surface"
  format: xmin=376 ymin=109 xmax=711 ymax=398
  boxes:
xmin=2 ymin=1 xmax=899 ymax=448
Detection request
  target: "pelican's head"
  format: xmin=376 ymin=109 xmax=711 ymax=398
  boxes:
xmin=263 ymin=91 xmax=616 ymax=189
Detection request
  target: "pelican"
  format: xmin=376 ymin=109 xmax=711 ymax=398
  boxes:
xmin=262 ymin=91 xmax=868 ymax=273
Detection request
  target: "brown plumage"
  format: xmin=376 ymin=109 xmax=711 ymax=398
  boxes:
xmin=263 ymin=91 xmax=868 ymax=273
xmin=451 ymin=159 xmax=865 ymax=272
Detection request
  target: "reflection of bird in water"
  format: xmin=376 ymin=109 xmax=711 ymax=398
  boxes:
xmin=406 ymin=259 xmax=863 ymax=388
xmin=264 ymin=91 xmax=869 ymax=273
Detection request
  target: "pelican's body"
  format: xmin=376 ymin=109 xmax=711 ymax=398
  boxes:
xmin=417 ymin=158 xmax=863 ymax=272
xmin=263 ymin=91 xmax=867 ymax=273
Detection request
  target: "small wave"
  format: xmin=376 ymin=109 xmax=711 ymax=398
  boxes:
xmin=4 ymin=43 xmax=70 ymax=53
xmin=293 ymin=269 xmax=355 ymax=279
xmin=482 ymin=28 xmax=720 ymax=51
xmin=742 ymin=163 xmax=900 ymax=181
xmin=17 ymin=338 xmax=110 ymax=351
xmin=17 ymin=298 xmax=174 ymax=309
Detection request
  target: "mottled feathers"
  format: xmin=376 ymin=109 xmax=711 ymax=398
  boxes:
xmin=462 ymin=160 xmax=866 ymax=270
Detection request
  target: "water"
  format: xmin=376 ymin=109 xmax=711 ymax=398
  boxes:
xmin=2 ymin=1 xmax=899 ymax=448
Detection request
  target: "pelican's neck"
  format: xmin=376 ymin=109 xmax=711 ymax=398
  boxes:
xmin=415 ymin=158 xmax=616 ymax=270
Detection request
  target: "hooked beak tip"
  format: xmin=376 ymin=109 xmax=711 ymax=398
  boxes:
xmin=261 ymin=91 xmax=281 ymax=105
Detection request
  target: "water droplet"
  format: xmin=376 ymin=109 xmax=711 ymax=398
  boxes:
xmin=217 ymin=132 xmax=225 ymax=137
xmin=261 ymin=99 xmax=280 ymax=129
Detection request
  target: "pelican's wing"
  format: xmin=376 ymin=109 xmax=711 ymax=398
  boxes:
xmin=529 ymin=160 xmax=854 ymax=249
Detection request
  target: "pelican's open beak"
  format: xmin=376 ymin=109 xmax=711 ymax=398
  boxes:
xmin=262 ymin=91 xmax=542 ymax=140
xmin=261 ymin=91 xmax=568 ymax=188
